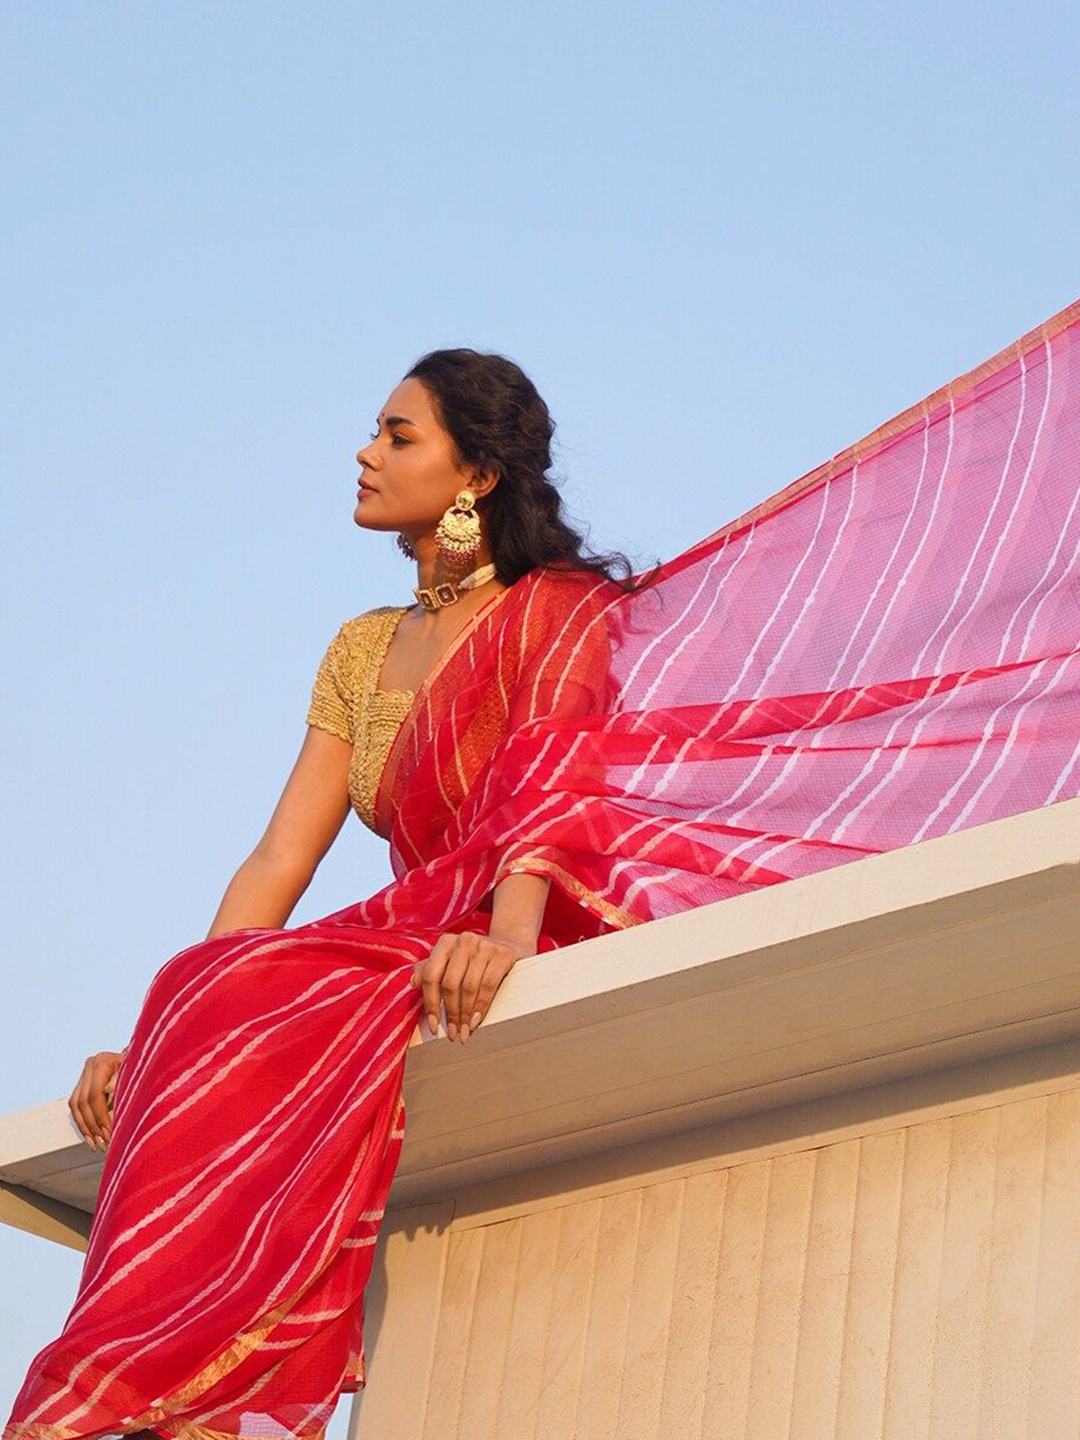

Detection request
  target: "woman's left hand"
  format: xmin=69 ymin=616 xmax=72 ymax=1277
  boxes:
xmin=411 ymin=932 xmax=532 ymax=1044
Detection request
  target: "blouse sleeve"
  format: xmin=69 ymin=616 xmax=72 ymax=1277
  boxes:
xmin=306 ymin=623 xmax=355 ymax=744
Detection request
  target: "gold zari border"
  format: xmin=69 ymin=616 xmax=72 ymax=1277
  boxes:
xmin=500 ymin=857 xmax=643 ymax=931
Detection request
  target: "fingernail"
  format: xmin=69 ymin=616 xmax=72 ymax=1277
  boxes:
xmin=447 ymin=1023 xmax=458 ymax=1042
xmin=469 ymin=1011 xmax=481 ymax=1030
xmin=427 ymin=1013 xmax=439 ymax=1036
xmin=460 ymin=1024 xmax=471 ymax=1043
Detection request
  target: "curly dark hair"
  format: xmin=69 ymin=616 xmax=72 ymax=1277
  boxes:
xmin=404 ymin=348 xmax=639 ymax=589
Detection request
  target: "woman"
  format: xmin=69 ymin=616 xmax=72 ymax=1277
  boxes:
xmin=6 ymin=349 xmax=637 ymax=1440
xmin=9 ymin=304 xmax=1080 ymax=1440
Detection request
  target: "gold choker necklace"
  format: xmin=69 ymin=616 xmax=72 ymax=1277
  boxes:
xmin=414 ymin=563 xmax=497 ymax=612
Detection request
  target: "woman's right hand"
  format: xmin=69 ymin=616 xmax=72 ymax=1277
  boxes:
xmin=69 ymin=1050 xmax=125 ymax=1153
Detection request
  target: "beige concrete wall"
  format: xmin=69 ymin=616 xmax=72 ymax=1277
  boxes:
xmin=352 ymin=1053 xmax=1080 ymax=1440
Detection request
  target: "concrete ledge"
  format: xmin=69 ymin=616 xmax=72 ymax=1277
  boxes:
xmin=0 ymin=1180 xmax=91 ymax=1251
xmin=395 ymin=797 xmax=1080 ymax=1199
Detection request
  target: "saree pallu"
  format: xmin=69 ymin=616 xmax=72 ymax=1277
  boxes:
xmin=8 ymin=298 xmax=1080 ymax=1440
xmin=344 ymin=298 xmax=1080 ymax=933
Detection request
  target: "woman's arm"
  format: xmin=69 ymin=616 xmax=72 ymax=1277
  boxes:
xmin=207 ymin=726 xmax=353 ymax=937
xmin=489 ymin=871 xmax=552 ymax=954
xmin=411 ymin=871 xmax=552 ymax=1044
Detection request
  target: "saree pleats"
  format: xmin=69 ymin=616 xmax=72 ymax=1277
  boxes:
xmin=7 ymin=299 xmax=1080 ymax=1440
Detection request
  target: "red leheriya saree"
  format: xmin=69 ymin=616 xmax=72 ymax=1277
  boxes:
xmin=8 ymin=298 xmax=1080 ymax=1440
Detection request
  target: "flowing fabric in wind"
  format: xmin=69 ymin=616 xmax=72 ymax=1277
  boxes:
xmin=348 ymin=299 xmax=1080 ymax=932
xmin=7 ymin=300 xmax=1080 ymax=1440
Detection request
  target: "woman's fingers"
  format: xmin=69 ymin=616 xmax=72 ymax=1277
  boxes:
xmin=415 ymin=936 xmax=454 ymax=1036
xmin=71 ymin=1057 xmax=104 ymax=1149
xmin=414 ymin=935 xmax=525 ymax=1044
xmin=439 ymin=934 xmax=480 ymax=1041
xmin=68 ymin=1052 xmax=122 ymax=1152
xmin=456 ymin=942 xmax=512 ymax=1040
xmin=465 ymin=951 xmax=517 ymax=1037
xmin=87 ymin=1058 xmax=114 ymax=1143
xmin=68 ymin=1060 xmax=93 ymax=1144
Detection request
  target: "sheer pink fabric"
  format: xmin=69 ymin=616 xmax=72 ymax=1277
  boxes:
xmin=7 ymin=299 xmax=1079 ymax=1440
xmin=343 ymin=298 xmax=1080 ymax=933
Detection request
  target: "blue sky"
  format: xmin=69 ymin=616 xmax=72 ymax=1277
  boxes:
xmin=1 ymin=0 xmax=1077 ymax=1426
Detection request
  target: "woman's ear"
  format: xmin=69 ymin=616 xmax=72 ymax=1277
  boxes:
xmin=469 ymin=464 xmax=500 ymax=501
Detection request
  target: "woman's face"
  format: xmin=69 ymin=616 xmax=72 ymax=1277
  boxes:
xmin=353 ymin=377 xmax=478 ymax=538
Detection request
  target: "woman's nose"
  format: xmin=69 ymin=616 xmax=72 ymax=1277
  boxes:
xmin=356 ymin=443 xmax=377 ymax=468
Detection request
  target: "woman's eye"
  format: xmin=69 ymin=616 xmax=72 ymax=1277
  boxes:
xmin=391 ymin=434 xmax=408 ymax=446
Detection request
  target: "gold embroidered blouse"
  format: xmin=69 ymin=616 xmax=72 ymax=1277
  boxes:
xmin=306 ymin=607 xmax=413 ymax=835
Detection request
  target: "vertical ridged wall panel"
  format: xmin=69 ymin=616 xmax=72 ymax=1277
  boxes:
xmin=406 ymin=1090 xmax=1080 ymax=1439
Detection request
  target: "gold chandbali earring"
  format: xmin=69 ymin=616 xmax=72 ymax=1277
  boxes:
xmin=434 ymin=490 xmax=482 ymax=564
xmin=414 ymin=490 xmax=494 ymax=610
